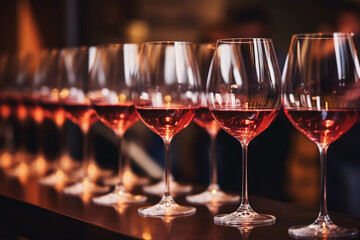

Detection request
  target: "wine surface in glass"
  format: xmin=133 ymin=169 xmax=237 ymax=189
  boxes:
xmin=284 ymin=109 xmax=360 ymax=146
xmin=22 ymin=96 xmax=37 ymax=109
xmin=62 ymin=103 xmax=95 ymax=132
xmin=40 ymin=100 xmax=66 ymax=127
xmin=136 ymin=107 xmax=196 ymax=139
xmin=194 ymin=107 xmax=220 ymax=134
xmin=62 ymin=103 xmax=92 ymax=120
xmin=93 ymin=104 xmax=138 ymax=136
xmin=210 ymin=109 xmax=278 ymax=142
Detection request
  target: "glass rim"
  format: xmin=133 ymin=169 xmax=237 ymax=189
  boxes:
xmin=141 ymin=41 xmax=194 ymax=46
xmin=217 ymin=38 xmax=273 ymax=44
xmin=61 ymin=45 xmax=89 ymax=52
xmin=97 ymin=43 xmax=139 ymax=48
xmin=292 ymin=32 xmax=353 ymax=40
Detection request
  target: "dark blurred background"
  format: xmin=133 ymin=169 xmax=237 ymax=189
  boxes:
xmin=0 ymin=0 xmax=360 ymax=217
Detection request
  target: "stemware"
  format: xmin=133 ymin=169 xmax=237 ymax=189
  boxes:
xmin=186 ymin=43 xmax=239 ymax=204
xmin=6 ymin=52 xmax=39 ymax=178
xmin=207 ymin=38 xmax=281 ymax=225
xmin=35 ymin=49 xmax=74 ymax=187
xmin=60 ymin=46 xmax=109 ymax=196
xmin=283 ymin=33 xmax=360 ymax=238
xmin=89 ymin=43 xmax=146 ymax=205
xmin=0 ymin=53 xmax=13 ymax=169
xmin=134 ymin=41 xmax=200 ymax=216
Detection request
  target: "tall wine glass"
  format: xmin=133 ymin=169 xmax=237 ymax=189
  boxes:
xmin=0 ymin=53 xmax=13 ymax=169
xmin=7 ymin=52 xmax=39 ymax=179
xmin=186 ymin=43 xmax=239 ymax=204
xmin=207 ymin=38 xmax=281 ymax=225
xmin=134 ymin=41 xmax=200 ymax=216
xmin=60 ymin=46 xmax=109 ymax=196
xmin=89 ymin=43 xmax=147 ymax=205
xmin=35 ymin=49 xmax=74 ymax=187
xmin=283 ymin=33 xmax=360 ymax=238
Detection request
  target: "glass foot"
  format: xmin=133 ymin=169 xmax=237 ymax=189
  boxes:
xmin=138 ymin=195 xmax=196 ymax=216
xmin=63 ymin=179 xmax=110 ymax=195
xmin=288 ymin=223 xmax=359 ymax=239
xmin=39 ymin=170 xmax=71 ymax=187
xmin=123 ymin=167 xmax=150 ymax=187
xmin=103 ymin=172 xmax=149 ymax=187
xmin=93 ymin=187 xmax=147 ymax=206
xmin=0 ymin=152 xmax=13 ymax=169
xmin=143 ymin=180 xmax=192 ymax=196
xmin=186 ymin=184 xmax=239 ymax=204
xmin=214 ymin=206 xmax=275 ymax=225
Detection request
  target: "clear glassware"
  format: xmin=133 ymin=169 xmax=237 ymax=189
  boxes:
xmin=283 ymin=33 xmax=360 ymax=238
xmin=186 ymin=43 xmax=240 ymax=204
xmin=207 ymin=38 xmax=281 ymax=225
xmin=134 ymin=41 xmax=201 ymax=216
xmin=60 ymin=46 xmax=109 ymax=196
xmin=35 ymin=49 xmax=75 ymax=188
xmin=0 ymin=53 xmax=14 ymax=169
xmin=89 ymin=43 xmax=146 ymax=205
xmin=5 ymin=52 xmax=40 ymax=179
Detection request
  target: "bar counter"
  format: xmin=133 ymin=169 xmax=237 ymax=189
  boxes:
xmin=0 ymin=170 xmax=359 ymax=240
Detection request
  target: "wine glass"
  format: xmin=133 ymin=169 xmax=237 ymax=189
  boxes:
xmin=0 ymin=53 xmax=13 ymax=169
xmin=89 ymin=43 xmax=147 ymax=205
xmin=6 ymin=52 xmax=39 ymax=179
xmin=186 ymin=43 xmax=240 ymax=204
xmin=35 ymin=49 xmax=75 ymax=187
xmin=207 ymin=38 xmax=281 ymax=225
xmin=60 ymin=46 xmax=109 ymax=196
xmin=133 ymin=41 xmax=200 ymax=216
xmin=283 ymin=33 xmax=360 ymax=238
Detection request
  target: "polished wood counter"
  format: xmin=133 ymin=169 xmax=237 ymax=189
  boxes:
xmin=0 ymin=170 xmax=359 ymax=240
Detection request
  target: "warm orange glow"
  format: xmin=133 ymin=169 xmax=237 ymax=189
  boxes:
xmin=54 ymin=109 xmax=66 ymax=127
xmin=17 ymin=0 xmax=42 ymax=53
xmin=59 ymin=154 xmax=76 ymax=172
xmin=79 ymin=110 xmax=97 ymax=133
xmin=141 ymin=232 xmax=152 ymax=240
xmin=0 ymin=152 xmax=12 ymax=168
xmin=33 ymin=155 xmax=47 ymax=175
xmin=33 ymin=106 xmax=44 ymax=124
xmin=87 ymin=163 xmax=99 ymax=180
xmin=0 ymin=105 xmax=10 ymax=119
xmin=118 ymin=93 xmax=127 ymax=102
xmin=18 ymin=162 xmax=29 ymax=183
xmin=164 ymin=95 xmax=172 ymax=103
xmin=59 ymin=89 xmax=69 ymax=99
xmin=53 ymin=170 xmax=66 ymax=191
xmin=17 ymin=105 xmax=28 ymax=121
xmin=83 ymin=178 xmax=90 ymax=187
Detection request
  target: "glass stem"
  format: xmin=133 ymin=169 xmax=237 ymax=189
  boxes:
xmin=36 ymin=122 xmax=44 ymax=156
xmin=164 ymin=139 xmax=171 ymax=198
xmin=209 ymin=133 xmax=218 ymax=187
xmin=315 ymin=144 xmax=332 ymax=224
xmin=115 ymin=136 xmax=125 ymax=192
xmin=82 ymin=130 xmax=90 ymax=182
xmin=238 ymin=142 xmax=252 ymax=211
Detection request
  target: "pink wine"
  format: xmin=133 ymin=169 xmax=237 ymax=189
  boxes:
xmin=284 ymin=109 xmax=360 ymax=146
xmin=136 ymin=107 xmax=196 ymax=140
xmin=62 ymin=103 xmax=92 ymax=120
xmin=194 ymin=107 xmax=221 ymax=136
xmin=22 ymin=95 xmax=37 ymax=109
xmin=62 ymin=103 xmax=96 ymax=133
xmin=210 ymin=109 xmax=279 ymax=143
xmin=40 ymin=100 xmax=66 ymax=126
xmin=93 ymin=104 xmax=138 ymax=137
xmin=41 ymin=100 xmax=61 ymax=115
